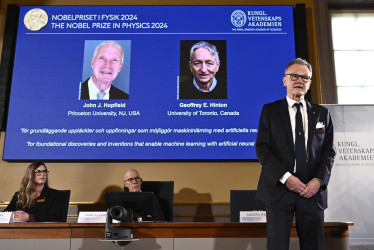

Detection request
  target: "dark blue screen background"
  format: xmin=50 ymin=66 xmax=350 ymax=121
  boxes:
xmin=4 ymin=6 xmax=295 ymax=160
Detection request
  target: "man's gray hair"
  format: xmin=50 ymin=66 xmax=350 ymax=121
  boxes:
xmin=190 ymin=41 xmax=220 ymax=64
xmin=285 ymin=58 xmax=312 ymax=78
xmin=93 ymin=40 xmax=124 ymax=63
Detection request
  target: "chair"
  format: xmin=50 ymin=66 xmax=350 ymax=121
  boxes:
xmin=230 ymin=190 xmax=265 ymax=222
xmin=124 ymin=181 xmax=174 ymax=221
xmin=57 ymin=190 xmax=71 ymax=222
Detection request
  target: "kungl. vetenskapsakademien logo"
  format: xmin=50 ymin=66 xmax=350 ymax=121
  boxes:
xmin=231 ymin=10 xmax=246 ymax=27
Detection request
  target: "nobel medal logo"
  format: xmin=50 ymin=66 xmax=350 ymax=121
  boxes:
xmin=24 ymin=8 xmax=48 ymax=31
xmin=231 ymin=10 xmax=246 ymax=28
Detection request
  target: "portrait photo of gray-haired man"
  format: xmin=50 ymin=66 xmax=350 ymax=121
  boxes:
xmin=179 ymin=40 xmax=227 ymax=99
xmin=80 ymin=40 xmax=130 ymax=100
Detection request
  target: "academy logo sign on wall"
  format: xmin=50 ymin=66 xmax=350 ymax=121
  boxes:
xmin=324 ymin=105 xmax=374 ymax=246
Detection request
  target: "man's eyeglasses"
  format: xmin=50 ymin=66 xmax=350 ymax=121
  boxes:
xmin=35 ymin=169 xmax=49 ymax=175
xmin=285 ymin=73 xmax=311 ymax=83
xmin=125 ymin=176 xmax=141 ymax=182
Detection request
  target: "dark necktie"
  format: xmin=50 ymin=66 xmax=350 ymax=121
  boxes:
xmin=294 ymin=103 xmax=308 ymax=183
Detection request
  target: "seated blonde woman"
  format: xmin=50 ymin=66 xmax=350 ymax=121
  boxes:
xmin=3 ymin=161 xmax=66 ymax=222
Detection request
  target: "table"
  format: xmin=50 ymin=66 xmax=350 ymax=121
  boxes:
xmin=0 ymin=222 xmax=353 ymax=250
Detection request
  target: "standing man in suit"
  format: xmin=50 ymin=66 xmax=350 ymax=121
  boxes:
xmin=256 ymin=58 xmax=335 ymax=250
xmin=80 ymin=40 xmax=129 ymax=100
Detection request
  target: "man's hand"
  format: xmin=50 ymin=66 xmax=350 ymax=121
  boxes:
xmin=299 ymin=179 xmax=321 ymax=198
xmin=285 ymin=175 xmax=306 ymax=194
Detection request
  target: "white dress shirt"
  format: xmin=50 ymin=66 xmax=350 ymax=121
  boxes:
xmin=88 ymin=77 xmax=110 ymax=100
xmin=280 ymin=96 xmax=308 ymax=183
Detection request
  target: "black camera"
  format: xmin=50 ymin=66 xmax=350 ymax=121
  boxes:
xmin=105 ymin=205 xmax=132 ymax=240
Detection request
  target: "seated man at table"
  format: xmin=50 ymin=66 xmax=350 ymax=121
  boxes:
xmin=123 ymin=169 xmax=166 ymax=221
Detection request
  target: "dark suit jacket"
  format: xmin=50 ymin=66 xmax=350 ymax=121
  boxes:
xmin=255 ymin=98 xmax=335 ymax=210
xmin=3 ymin=186 xmax=65 ymax=222
xmin=80 ymin=78 xmax=129 ymax=100
xmin=179 ymin=78 xmax=227 ymax=99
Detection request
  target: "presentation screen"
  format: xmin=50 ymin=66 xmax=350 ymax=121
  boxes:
xmin=4 ymin=6 xmax=295 ymax=161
